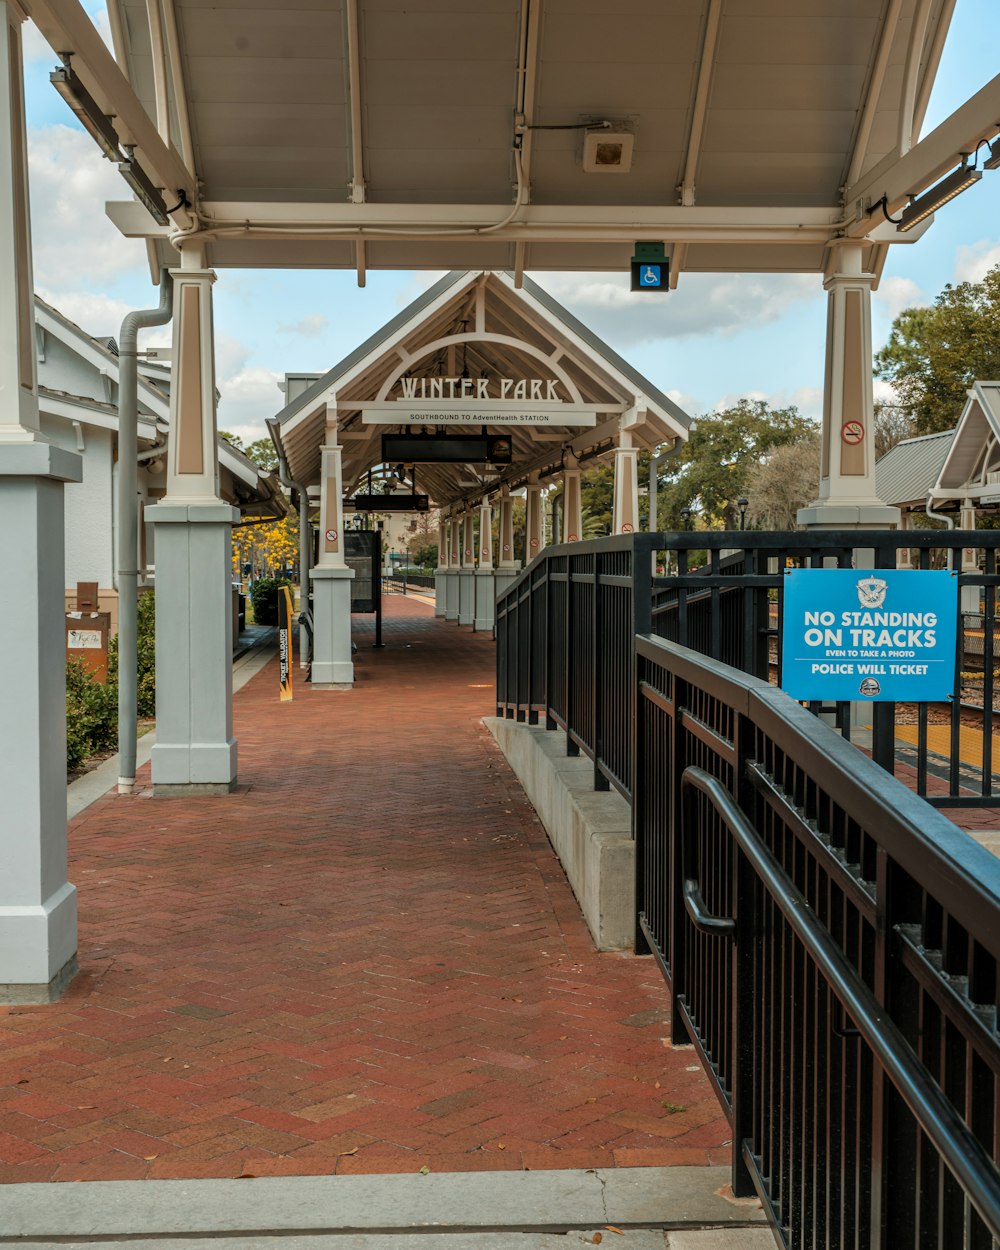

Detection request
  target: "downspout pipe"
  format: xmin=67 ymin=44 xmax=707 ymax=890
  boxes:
xmin=925 ymin=493 xmax=956 ymax=570
xmin=117 ymin=269 xmax=173 ymax=795
xmin=266 ymin=418 xmax=313 ymax=653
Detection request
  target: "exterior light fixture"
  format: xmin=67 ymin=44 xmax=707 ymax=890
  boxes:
xmin=737 ymin=496 xmax=749 ymax=530
xmin=49 ymin=60 xmax=123 ymax=163
xmin=984 ymin=138 xmax=1000 ymax=172
xmin=897 ymin=161 xmax=982 ymax=232
xmin=582 ymin=128 xmax=634 ymax=174
xmin=117 ymin=155 xmax=170 ymax=226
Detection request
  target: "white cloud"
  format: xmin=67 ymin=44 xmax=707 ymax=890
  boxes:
xmin=28 ymin=124 xmax=148 ymax=290
xmin=954 ymin=240 xmax=1000 ymax=284
xmin=533 ymin=271 xmax=819 ymax=346
xmin=279 ymin=313 xmax=329 ymax=337
xmin=874 ymin=276 xmax=926 ymax=321
xmin=217 ymin=366 xmax=284 ymax=439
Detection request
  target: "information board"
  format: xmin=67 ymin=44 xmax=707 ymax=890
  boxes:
xmin=781 ymin=568 xmax=958 ymax=703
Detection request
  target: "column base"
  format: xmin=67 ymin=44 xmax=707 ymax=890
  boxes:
xmin=0 ymin=955 xmax=78 ymax=1006
xmin=0 ymin=881 xmax=78 ymax=999
xmin=310 ymin=564 xmax=355 ymax=688
xmin=150 ymin=740 xmax=238 ymax=789
xmin=458 ymin=570 xmax=475 ymax=626
xmin=797 ymin=502 xmax=901 ymax=530
xmin=148 ymin=502 xmax=239 ymax=791
xmin=433 ymin=568 xmax=447 ymax=617
xmin=444 ymin=571 xmax=460 ymax=621
xmin=474 ymin=569 xmax=496 ymax=632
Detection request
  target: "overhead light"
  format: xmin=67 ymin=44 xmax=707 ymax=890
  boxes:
xmin=984 ymin=139 xmax=1000 ymax=172
xmin=49 ymin=61 xmax=123 ymax=163
xmin=118 ymin=156 xmax=170 ymax=226
xmin=897 ymin=162 xmax=982 ymax=232
xmin=582 ymin=129 xmax=634 ymax=174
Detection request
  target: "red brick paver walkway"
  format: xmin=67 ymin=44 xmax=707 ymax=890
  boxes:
xmin=0 ymin=598 xmax=729 ymax=1183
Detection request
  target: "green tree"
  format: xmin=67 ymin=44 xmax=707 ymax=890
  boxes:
xmin=243 ymin=437 xmax=280 ymax=472
xmin=656 ymin=400 xmax=814 ymax=529
xmin=875 ymin=266 xmax=1000 ymax=435
xmin=743 ymin=432 xmax=821 ymax=530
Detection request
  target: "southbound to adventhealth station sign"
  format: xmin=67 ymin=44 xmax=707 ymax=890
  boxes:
xmin=781 ymin=569 xmax=958 ymax=703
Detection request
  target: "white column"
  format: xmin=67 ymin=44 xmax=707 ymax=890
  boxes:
xmin=960 ymin=498 xmax=980 ymax=615
xmin=497 ymin=489 xmax=518 ymax=571
xmin=311 ymin=413 xmax=355 ymax=687
xmin=495 ymin=487 xmax=520 ymax=599
xmin=474 ymin=496 xmax=495 ymax=631
xmin=562 ymin=453 xmax=583 ymax=542
xmin=445 ymin=516 xmax=459 ymax=621
xmin=798 ymin=243 xmax=899 ymax=529
xmin=0 ymin=4 xmax=81 ymax=1001
xmin=612 ymin=433 xmax=640 ymax=535
xmin=458 ymin=510 xmax=475 ymax=625
xmin=525 ymin=473 xmax=545 ymax=563
xmin=897 ymin=511 xmax=913 ymax=569
xmin=433 ymin=517 xmax=447 ymax=618
xmin=148 ymin=246 xmax=237 ymax=793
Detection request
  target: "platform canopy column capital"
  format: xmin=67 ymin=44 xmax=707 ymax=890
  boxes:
xmin=163 ymin=258 xmax=222 ymax=503
xmin=612 ymin=426 xmax=640 ymax=535
xmin=0 ymin=3 xmax=41 ymax=439
xmin=497 ymin=487 xmax=518 ymax=571
xmin=799 ymin=241 xmax=899 ymax=529
xmin=562 ymin=452 xmax=583 ymax=543
xmin=318 ymin=437 xmax=346 ymax=568
xmin=461 ymin=510 xmax=476 ymax=569
xmin=478 ymin=495 xmax=494 ymax=568
xmin=525 ymin=472 xmax=546 ymax=563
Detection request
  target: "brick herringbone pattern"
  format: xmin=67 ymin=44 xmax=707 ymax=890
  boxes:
xmin=0 ymin=598 xmax=729 ymax=1182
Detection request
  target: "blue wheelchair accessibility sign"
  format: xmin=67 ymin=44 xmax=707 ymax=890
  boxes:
xmin=639 ymin=264 xmax=663 ymax=287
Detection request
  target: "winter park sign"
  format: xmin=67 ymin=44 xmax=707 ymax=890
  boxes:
xmin=357 ymin=376 xmax=598 ymax=427
xmin=781 ymin=569 xmax=958 ymax=703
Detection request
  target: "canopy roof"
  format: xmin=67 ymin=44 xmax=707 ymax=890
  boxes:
xmin=268 ymin=270 xmax=689 ymax=508
xmin=874 ymin=428 xmax=951 ymax=511
xmin=24 ymin=0 xmax=1000 ymax=283
xmin=931 ymin=382 xmax=1000 ymax=505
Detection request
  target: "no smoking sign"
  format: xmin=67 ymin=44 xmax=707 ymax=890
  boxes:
xmin=841 ymin=421 xmax=864 ymax=444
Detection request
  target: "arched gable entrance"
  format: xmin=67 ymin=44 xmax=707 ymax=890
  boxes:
xmin=269 ymin=271 xmax=690 ymax=686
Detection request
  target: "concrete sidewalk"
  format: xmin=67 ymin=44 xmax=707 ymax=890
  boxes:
xmin=0 ymin=598 xmax=731 ymax=1187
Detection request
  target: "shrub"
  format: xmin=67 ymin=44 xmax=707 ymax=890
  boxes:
xmin=66 ymin=657 xmax=118 ymax=771
xmin=250 ymin=576 xmax=293 ymax=626
xmin=107 ymin=590 xmax=156 ymax=718
xmin=67 ymin=589 xmax=156 ymax=771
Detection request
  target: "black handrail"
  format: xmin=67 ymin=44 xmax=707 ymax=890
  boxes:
xmin=682 ymin=764 xmax=1000 ymax=1243
xmin=636 ymin=632 xmax=1000 ymax=1248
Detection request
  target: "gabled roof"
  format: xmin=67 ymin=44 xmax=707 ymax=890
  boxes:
xmin=34 ymin=295 xmax=286 ymax=518
xmin=875 ymin=429 xmax=953 ymax=508
xmin=270 ymin=270 xmax=690 ymax=508
xmin=932 ymin=382 xmax=1000 ymax=499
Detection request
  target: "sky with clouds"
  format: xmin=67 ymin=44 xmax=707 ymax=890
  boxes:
xmin=18 ymin=0 xmax=1000 ymax=444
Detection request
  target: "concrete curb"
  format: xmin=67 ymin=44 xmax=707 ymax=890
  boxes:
xmin=484 ymin=717 xmax=634 ymax=950
xmin=0 ymin=1168 xmax=764 ymax=1239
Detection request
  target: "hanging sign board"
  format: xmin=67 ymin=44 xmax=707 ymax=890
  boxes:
xmin=780 ymin=569 xmax=958 ymax=703
xmin=359 ymin=402 xmax=597 ymax=427
xmin=278 ymin=585 xmax=294 ymax=701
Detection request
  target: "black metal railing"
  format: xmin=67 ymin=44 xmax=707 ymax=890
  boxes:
xmin=498 ymin=530 xmax=1000 ymax=809
xmin=651 ymin=530 xmax=1000 ymax=808
xmin=496 ymin=534 xmax=657 ymax=797
xmin=635 ymin=632 xmax=1000 ymax=1250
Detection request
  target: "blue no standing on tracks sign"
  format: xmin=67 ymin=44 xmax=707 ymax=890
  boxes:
xmin=781 ymin=568 xmax=958 ymax=703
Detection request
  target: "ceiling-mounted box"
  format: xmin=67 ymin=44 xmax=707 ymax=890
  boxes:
xmin=582 ymin=129 xmax=634 ymax=174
